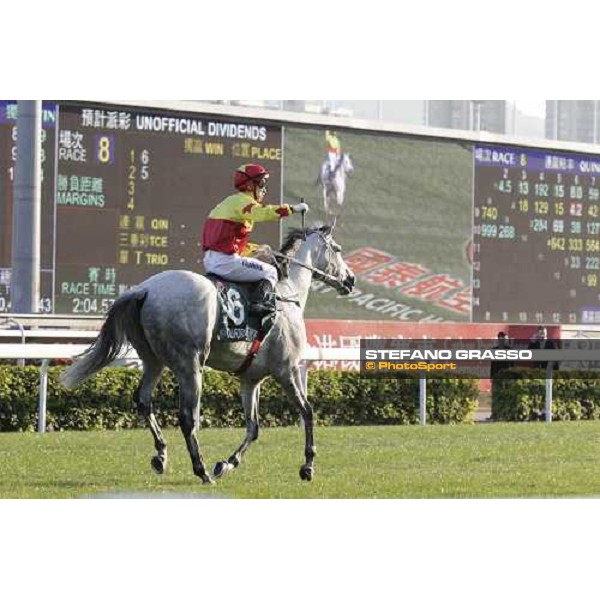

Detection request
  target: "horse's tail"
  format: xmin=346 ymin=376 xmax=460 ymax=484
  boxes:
xmin=59 ymin=288 xmax=149 ymax=389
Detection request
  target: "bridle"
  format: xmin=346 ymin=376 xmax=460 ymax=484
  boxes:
xmin=272 ymin=229 xmax=348 ymax=291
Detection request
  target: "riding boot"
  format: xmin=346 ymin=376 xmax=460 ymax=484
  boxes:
xmin=249 ymin=279 xmax=276 ymax=317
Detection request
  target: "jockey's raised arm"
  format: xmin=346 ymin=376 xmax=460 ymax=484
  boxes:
xmin=201 ymin=163 xmax=307 ymax=317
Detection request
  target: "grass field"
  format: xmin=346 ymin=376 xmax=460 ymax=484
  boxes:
xmin=0 ymin=422 xmax=598 ymax=498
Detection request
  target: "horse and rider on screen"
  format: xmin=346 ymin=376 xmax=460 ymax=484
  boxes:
xmin=318 ymin=129 xmax=354 ymax=219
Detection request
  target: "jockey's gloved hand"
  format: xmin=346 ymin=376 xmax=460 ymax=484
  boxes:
xmin=291 ymin=202 xmax=309 ymax=214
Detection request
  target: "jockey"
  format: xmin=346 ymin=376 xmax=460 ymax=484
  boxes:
xmin=202 ymin=163 xmax=309 ymax=316
xmin=325 ymin=129 xmax=341 ymax=173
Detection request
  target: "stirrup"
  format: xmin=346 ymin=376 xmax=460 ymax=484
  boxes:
xmin=250 ymin=294 xmax=277 ymax=316
xmin=250 ymin=304 xmax=276 ymax=317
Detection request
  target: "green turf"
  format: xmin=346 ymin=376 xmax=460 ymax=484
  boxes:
xmin=0 ymin=423 xmax=598 ymax=498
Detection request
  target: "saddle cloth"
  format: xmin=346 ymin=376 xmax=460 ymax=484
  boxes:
xmin=206 ymin=274 xmax=265 ymax=343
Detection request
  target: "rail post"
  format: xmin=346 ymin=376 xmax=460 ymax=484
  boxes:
xmin=38 ymin=359 xmax=49 ymax=433
xmin=419 ymin=375 xmax=427 ymax=426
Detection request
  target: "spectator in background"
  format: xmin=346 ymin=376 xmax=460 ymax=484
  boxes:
xmin=527 ymin=326 xmax=557 ymax=370
xmin=490 ymin=331 xmax=513 ymax=379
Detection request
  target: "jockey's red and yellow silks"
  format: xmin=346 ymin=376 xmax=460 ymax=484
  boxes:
xmin=326 ymin=130 xmax=341 ymax=155
xmin=202 ymin=191 xmax=291 ymax=255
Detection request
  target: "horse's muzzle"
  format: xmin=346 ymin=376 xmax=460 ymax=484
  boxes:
xmin=340 ymin=273 xmax=355 ymax=295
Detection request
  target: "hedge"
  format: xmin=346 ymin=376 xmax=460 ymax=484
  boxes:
xmin=492 ymin=368 xmax=600 ymax=421
xmin=0 ymin=366 xmax=479 ymax=431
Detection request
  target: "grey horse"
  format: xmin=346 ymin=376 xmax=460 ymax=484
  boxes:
xmin=59 ymin=225 xmax=355 ymax=484
xmin=319 ymin=153 xmax=354 ymax=217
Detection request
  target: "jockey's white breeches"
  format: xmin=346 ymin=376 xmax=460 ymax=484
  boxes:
xmin=328 ymin=152 xmax=339 ymax=171
xmin=203 ymin=250 xmax=278 ymax=286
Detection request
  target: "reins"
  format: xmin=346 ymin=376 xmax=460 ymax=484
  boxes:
xmin=271 ymin=250 xmax=339 ymax=288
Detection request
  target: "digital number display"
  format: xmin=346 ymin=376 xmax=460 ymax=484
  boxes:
xmin=1 ymin=100 xmax=282 ymax=314
xmin=473 ymin=145 xmax=600 ymax=324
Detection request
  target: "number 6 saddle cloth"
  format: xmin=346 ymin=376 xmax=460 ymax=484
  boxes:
xmin=205 ymin=274 xmax=274 ymax=343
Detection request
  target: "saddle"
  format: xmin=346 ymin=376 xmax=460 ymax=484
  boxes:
xmin=321 ymin=157 xmax=342 ymax=183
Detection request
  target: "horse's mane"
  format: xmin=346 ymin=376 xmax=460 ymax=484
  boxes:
xmin=280 ymin=228 xmax=307 ymax=256
xmin=276 ymin=226 xmax=332 ymax=279
xmin=279 ymin=225 xmax=331 ymax=256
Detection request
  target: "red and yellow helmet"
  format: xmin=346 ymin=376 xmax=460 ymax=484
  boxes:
xmin=234 ymin=163 xmax=269 ymax=191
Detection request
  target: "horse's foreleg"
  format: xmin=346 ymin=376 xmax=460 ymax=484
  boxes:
xmin=133 ymin=360 xmax=167 ymax=474
xmin=212 ymin=380 xmax=260 ymax=479
xmin=281 ymin=368 xmax=316 ymax=482
xmin=178 ymin=363 xmax=212 ymax=484
xmin=323 ymin=189 xmax=330 ymax=215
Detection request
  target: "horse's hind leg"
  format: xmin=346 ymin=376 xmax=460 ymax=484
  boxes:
xmin=212 ymin=379 xmax=260 ymax=479
xmin=176 ymin=358 xmax=212 ymax=485
xmin=278 ymin=367 xmax=316 ymax=481
xmin=132 ymin=358 xmax=167 ymax=474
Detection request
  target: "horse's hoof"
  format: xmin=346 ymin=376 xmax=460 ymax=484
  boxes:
xmin=212 ymin=460 xmax=233 ymax=480
xmin=150 ymin=456 xmax=165 ymax=475
xmin=201 ymin=474 xmax=215 ymax=485
xmin=299 ymin=465 xmax=314 ymax=481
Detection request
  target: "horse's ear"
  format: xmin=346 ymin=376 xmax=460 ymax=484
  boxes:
xmin=287 ymin=237 xmax=303 ymax=255
xmin=280 ymin=229 xmax=306 ymax=255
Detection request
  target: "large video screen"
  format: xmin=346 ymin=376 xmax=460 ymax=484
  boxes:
xmin=3 ymin=100 xmax=600 ymax=325
xmin=283 ymin=127 xmax=473 ymax=323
